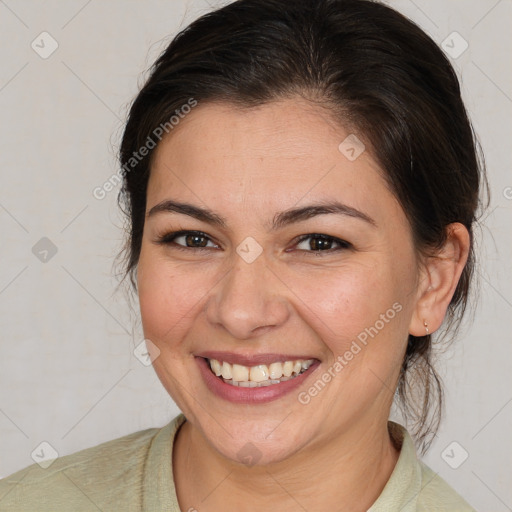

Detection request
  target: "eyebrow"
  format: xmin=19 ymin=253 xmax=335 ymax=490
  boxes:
xmin=147 ymin=199 xmax=377 ymax=230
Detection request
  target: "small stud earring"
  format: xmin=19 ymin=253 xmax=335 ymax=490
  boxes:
xmin=423 ymin=320 xmax=429 ymax=335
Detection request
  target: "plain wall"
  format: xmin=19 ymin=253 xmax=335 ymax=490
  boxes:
xmin=0 ymin=1 xmax=510 ymax=510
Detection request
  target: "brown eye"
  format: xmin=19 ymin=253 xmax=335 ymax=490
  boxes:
xmin=294 ymin=234 xmax=351 ymax=254
xmin=156 ymin=230 xmax=219 ymax=250
xmin=183 ymin=233 xmax=208 ymax=247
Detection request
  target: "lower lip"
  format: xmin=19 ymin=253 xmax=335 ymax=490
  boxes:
xmin=196 ymin=357 xmax=319 ymax=404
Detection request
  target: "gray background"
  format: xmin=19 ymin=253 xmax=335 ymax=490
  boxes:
xmin=0 ymin=1 xmax=510 ymax=510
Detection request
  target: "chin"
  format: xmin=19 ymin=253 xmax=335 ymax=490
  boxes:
xmin=218 ymin=436 xmax=304 ymax=467
xmin=198 ymin=414 xmax=315 ymax=467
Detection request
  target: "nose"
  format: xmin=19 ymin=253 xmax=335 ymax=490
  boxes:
xmin=205 ymin=251 xmax=290 ymax=340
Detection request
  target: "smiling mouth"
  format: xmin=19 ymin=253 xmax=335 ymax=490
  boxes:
xmin=205 ymin=358 xmax=316 ymax=387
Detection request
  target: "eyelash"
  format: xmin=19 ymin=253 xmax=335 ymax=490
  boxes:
xmin=154 ymin=230 xmax=352 ymax=255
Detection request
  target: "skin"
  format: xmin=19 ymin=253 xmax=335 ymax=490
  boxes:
xmin=136 ymin=98 xmax=469 ymax=511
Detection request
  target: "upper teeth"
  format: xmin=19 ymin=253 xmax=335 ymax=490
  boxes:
xmin=208 ymin=358 xmax=314 ymax=384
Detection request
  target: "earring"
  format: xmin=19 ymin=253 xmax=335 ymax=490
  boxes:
xmin=423 ymin=320 xmax=429 ymax=335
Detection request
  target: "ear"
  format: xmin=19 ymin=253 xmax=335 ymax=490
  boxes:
xmin=409 ymin=223 xmax=470 ymax=336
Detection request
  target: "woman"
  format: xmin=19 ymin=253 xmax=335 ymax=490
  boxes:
xmin=0 ymin=0 xmax=485 ymax=510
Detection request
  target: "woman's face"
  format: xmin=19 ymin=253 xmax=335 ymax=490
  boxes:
xmin=137 ymin=98 xmax=422 ymax=464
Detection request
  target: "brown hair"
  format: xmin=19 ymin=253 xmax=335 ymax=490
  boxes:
xmin=116 ymin=0 xmax=487 ymax=453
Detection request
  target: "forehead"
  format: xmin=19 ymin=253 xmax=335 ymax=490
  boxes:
xmin=156 ymin=99 xmax=344 ymax=162
xmin=147 ymin=98 xmax=399 ymax=225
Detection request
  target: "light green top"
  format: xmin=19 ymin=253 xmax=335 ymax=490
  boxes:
xmin=0 ymin=414 xmax=476 ymax=511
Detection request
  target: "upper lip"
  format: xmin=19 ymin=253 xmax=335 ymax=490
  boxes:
xmin=196 ymin=351 xmax=319 ymax=367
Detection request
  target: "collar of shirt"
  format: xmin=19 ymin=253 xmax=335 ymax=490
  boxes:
xmin=142 ymin=414 xmax=425 ymax=511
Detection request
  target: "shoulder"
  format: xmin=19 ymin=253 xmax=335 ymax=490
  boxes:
xmin=416 ymin=461 xmax=477 ymax=512
xmin=0 ymin=420 xmax=176 ymax=512
xmin=370 ymin=422 xmax=477 ymax=512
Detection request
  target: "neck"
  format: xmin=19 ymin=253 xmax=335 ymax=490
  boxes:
xmin=173 ymin=413 xmax=400 ymax=512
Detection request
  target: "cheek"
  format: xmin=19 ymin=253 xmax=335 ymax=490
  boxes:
xmin=288 ymin=260 xmax=412 ymax=360
xmin=292 ymin=266 xmax=385 ymax=335
xmin=137 ymin=249 xmax=213 ymax=344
